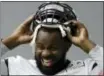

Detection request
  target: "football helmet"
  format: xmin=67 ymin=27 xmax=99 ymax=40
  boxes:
xmin=33 ymin=2 xmax=77 ymax=25
xmin=30 ymin=2 xmax=77 ymax=45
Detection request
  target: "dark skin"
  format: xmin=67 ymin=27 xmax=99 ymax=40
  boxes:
xmin=35 ymin=28 xmax=71 ymax=65
xmin=2 ymin=15 xmax=96 ymax=75
xmin=34 ymin=28 xmax=71 ymax=75
xmin=35 ymin=29 xmax=68 ymax=65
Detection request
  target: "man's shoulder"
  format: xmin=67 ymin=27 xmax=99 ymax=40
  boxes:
xmin=67 ymin=60 xmax=85 ymax=69
xmin=3 ymin=55 xmax=28 ymax=61
xmin=65 ymin=58 xmax=96 ymax=74
xmin=3 ymin=55 xmax=36 ymax=66
xmin=57 ymin=60 xmax=87 ymax=75
xmin=1 ymin=56 xmax=42 ymax=75
xmin=68 ymin=58 xmax=96 ymax=68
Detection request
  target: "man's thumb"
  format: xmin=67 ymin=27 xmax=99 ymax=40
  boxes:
xmin=63 ymin=26 xmax=72 ymax=40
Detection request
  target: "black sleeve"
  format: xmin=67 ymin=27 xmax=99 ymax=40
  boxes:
xmin=4 ymin=59 xmax=9 ymax=76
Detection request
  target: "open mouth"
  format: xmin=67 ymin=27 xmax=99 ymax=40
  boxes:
xmin=41 ymin=59 xmax=54 ymax=67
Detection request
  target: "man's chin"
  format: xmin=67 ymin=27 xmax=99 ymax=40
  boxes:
xmin=36 ymin=59 xmax=59 ymax=75
xmin=41 ymin=59 xmax=55 ymax=68
xmin=35 ymin=54 xmax=67 ymax=75
xmin=37 ymin=63 xmax=56 ymax=75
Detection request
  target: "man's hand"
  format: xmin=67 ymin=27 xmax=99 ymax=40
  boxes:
xmin=2 ymin=15 xmax=35 ymax=49
xmin=63 ymin=20 xmax=96 ymax=53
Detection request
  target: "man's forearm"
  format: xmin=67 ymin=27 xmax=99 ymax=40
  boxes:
xmin=79 ymin=39 xmax=96 ymax=53
xmin=1 ymin=36 xmax=19 ymax=50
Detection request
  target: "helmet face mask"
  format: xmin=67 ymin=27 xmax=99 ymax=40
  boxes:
xmin=33 ymin=2 xmax=77 ymax=25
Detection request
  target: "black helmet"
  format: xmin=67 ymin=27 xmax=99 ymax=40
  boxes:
xmin=33 ymin=2 xmax=77 ymax=25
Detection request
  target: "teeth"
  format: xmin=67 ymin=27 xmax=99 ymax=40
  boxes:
xmin=43 ymin=59 xmax=52 ymax=63
xmin=41 ymin=59 xmax=54 ymax=67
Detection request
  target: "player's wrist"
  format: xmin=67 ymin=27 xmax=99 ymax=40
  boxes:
xmin=1 ymin=35 xmax=20 ymax=49
xmin=79 ymin=39 xmax=96 ymax=53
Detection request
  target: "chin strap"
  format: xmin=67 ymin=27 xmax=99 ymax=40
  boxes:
xmin=30 ymin=24 xmax=41 ymax=46
xmin=30 ymin=24 xmax=67 ymax=46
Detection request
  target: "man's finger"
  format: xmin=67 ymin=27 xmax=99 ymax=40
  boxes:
xmin=22 ymin=14 xmax=35 ymax=27
xmin=64 ymin=20 xmax=85 ymax=29
xmin=80 ymin=28 xmax=88 ymax=38
xmin=63 ymin=26 xmax=73 ymax=41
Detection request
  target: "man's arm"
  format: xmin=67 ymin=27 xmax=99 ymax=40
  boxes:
xmin=1 ymin=15 xmax=34 ymax=56
xmin=63 ymin=20 xmax=96 ymax=53
xmin=1 ymin=15 xmax=34 ymax=50
xmin=1 ymin=59 xmax=8 ymax=75
xmin=63 ymin=20 xmax=103 ymax=72
xmin=1 ymin=15 xmax=35 ymax=75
